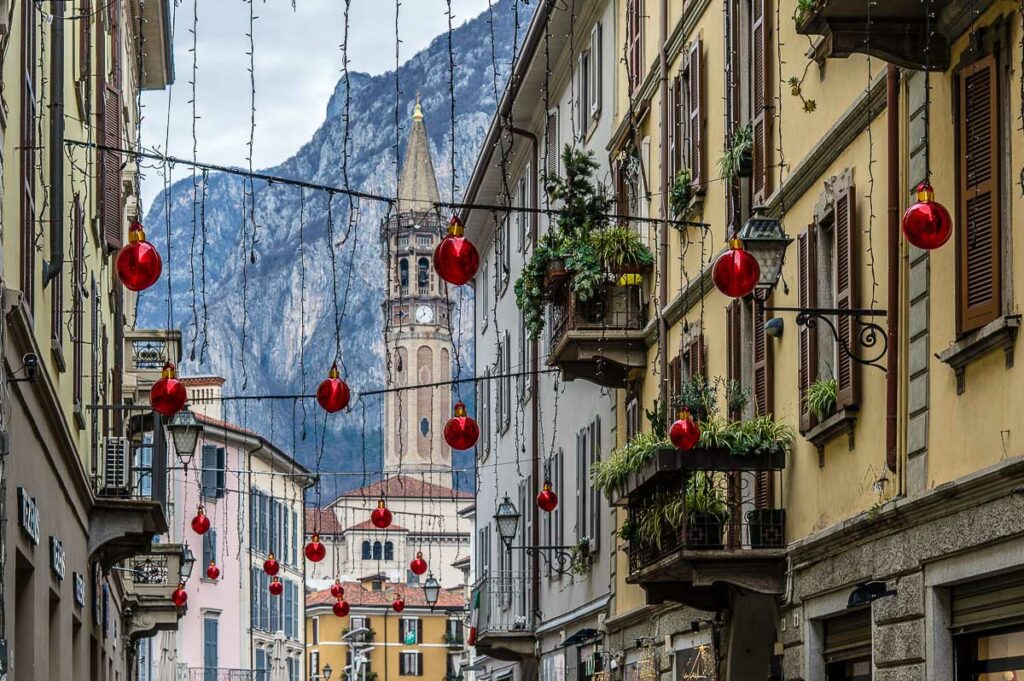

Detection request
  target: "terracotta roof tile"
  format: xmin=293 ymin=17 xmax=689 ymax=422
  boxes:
xmin=307 ymin=582 xmax=465 ymax=610
xmin=338 ymin=475 xmax=473 ymax=501
xmin=306 ymin=508 xmax=344 ymax=535
xmin=194 ymin=413 xmax=260 ymax=437
xmin=346 ymin=519 xmax=409 ymax=532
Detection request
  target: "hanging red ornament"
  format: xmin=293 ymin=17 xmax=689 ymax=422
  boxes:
xmin=150 ymin=362 xmax=187 ymax=417
xmin=392 ymin=596 xmax=406 ymax=613
xmin=269 ymin=576 xmax=283 ymax=596
xmin=536 ymin=482 xmax=558 ymax=513
xmin=330 ymin=580 xmax=345 ymax=599
xmin=205 ymin=560 xmax=221 ymax=581
xmin=371 ymin=498 xmax=393 ymax=529
xmin=467 ymin=627 xmax=477 ymax=646
xmin=902 ymin=181 xmax=952 ymax=250
xmin=433 ymin=216 xmax=480 ymax=286
xmin=409 ymin=551 xmax=428 ymax=576
xmin=305 ymin=534 xmax=327 ymax=563
xmin=171 ymin=584 xmax=188 ymax=607
xmin=669 ymin=408 xmax=701 ymax=452
xmin=191 ymin=506 xmax=211 ymax=535
xmin=263 ymin=553 xmax=280 ymax=577
xmin=712 ymin=238 xmax=760 ymax=299
xmin=444 ymin=401 xmax=480 ymax=451
xmin=333 ymin=599 xmax=350 ymax=618
xmin=317 ymin=363 xmax=351 ymax=414
xmin=115 ymin=221 xmax=163 ymax=292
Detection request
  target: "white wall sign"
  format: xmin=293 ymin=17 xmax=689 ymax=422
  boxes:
xmin=74 ymin=572 xmax=86 ymax=607
xmin=18 ymin=487 xmax=39 ymax=545
xmin=50 ymin=537 xmax=66 ymax=580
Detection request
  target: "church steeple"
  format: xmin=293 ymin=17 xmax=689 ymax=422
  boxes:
xmin=397 ymin=95 xmax=441 ymax=213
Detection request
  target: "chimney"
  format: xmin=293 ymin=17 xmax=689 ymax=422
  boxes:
xmin=181 ymin=375 xmax=226 ymax=421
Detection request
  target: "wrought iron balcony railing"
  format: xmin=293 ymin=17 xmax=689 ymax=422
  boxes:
xmin=177 ymin=667 xmax=257 ymax=681
xmin=472 ymin=570 xmax=533 ymax=637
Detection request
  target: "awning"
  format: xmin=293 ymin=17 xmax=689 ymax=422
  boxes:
xmin=561 ymin=628 xmax=601 ymax=648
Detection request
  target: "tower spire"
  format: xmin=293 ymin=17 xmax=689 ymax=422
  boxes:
xmin=398 ymin=97 xmax=440 ymax=213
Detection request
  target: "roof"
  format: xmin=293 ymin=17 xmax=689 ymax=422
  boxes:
xmin=195 ymin=413 xmax=259 ymax=437
xmin=195 ymin=414 xmax=312 ymax=476
xmin=346 ymin=519 xmax=409 ymax=533
xmin=335 ymin=474 xmax=473 ymax=501
xmin=397 ymin=98 xmax=441 ymax=213
xmin=180 ymin=375 xmax=226 ymax=387
xmin=307 ymin=582 xmax=465 ymax=610
xmin=306 ymin=508 xmax=344 ymax=535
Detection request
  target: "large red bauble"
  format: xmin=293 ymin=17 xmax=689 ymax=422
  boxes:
xmin=444 ymin=402 xmax=480 ymax=451
xmin=902 ymin=182 xmax=952 ymax=250
xmin=712 ymin=239 xmax=760 ymax=299
xmin=191 ymin=508 xmax=210 ymax=535
xmin=669 ymin=410 xmax=700 ymax=451
xmin=537 ymin=483 xmax=558 ymax=513
xmin=410 ymin=551 xmax=428 ymax=576
xmin=151 ymin=362 xmax=187 ymax=416
xmin=317 ymin=363 xmax=350 ymax=413
xmin=263 ymin=554 xmax=280 ymax=576
xmin=371 ymin=500 xmax=393 ymax=529
xmin=115 ymin=221 xmax=163 ymax=292
xmin=269 ymin=577 xmax=283 ymax=596
xmin=206 ymin=561 xmax=221 ymax=580
xmin=392 ymin=597 xmax=406 ymax=613
xmin=330 ymin=580 xmax=345 ymax=599
xmin=333 ymin=599 xmax=350 ymax=618
xmin=305 ymin=535 xmax=327 ymax=563
xmin=433 ymin=216 xmax=480 ymax=286
xmin=171 ymin=585 xmax=188 ymax=607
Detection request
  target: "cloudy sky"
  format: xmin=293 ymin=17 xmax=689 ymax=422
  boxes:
xmin=139 ymin=0 xmax=490 ymax=206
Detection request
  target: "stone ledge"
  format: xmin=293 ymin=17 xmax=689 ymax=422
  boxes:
xmin=936 ymin=315 xmax=1020 ymax=394
xmin=873 ymin=572 xmax=924 ymax=625
xmin=802 ymin=407 xmax=858 ymax=457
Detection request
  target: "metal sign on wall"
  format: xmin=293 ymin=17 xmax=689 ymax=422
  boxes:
xmin=50 ymin=537 xmax=66 ymax=580
xmin=18 ymin=487 xmax=39 ymax=545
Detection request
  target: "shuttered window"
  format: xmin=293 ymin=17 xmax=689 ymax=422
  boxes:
xmin=833 ymin=184 xmax=858 ymax=409
xmin=73 ymin=197 xmax=85 ymax=407
xmin=202 ymin=529 xmax=217 ymax=569
xmin=823 ymin=608 xmax=871 ymax=664
xmin=399 ymin=651 xmax=423 ymax=676
xmin=21 ymin=0 xmax=38 ymax=311
xmin=626 ymin=0 xmax=643 ymax=93
xmin=685 ymin=333 xmax=706 ymax=380
xmin=797 ymin=228 xmax=818 ymax=432
xmin=98 ymin=10 xmax=123 ymax=252
xmin=752 ymin=298 xmax=773 ymax=417
xmin=726 ymin=301 xmax=743 ymax=420
xmin=751 ymin=0 xmax=773 ymax=205
xmin=956 ymin=54 xmax=1001 ymax=335
xmin=625 ymin=396 xmax=641 ymax=442
xmin=545 ymin=109 xmax=559 ymax=178
xmin=589 ymin=23 xmax=602 ymax=119
xmin=203 ymin=616 xmax=219 ymax=679
xmin=952 ymin=571 xmax=1024 ymax=634
xmin=687 ymin=38 xmax=705 ymax=190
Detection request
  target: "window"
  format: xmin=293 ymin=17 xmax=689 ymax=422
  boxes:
xmin=481 ymin=261 xmax=489 ymax=329
xmin=625 ymin=397 xmax=641 ymax=443
xmin=399 ymin=258 xmax=409 ymax=292
xmin=478 ymin=367 xmax=491 ymax=460
xmin=286 ymin=658 xmax=298 ymax=681
xmin=351 ymin=615 xmax=369 ymax=632
xmin=203 ymin=615 xmax=218 ymax=681
xmin=751 ymin=0 xmax=774 ymax=205
xmin=361 ymin=541 xmax=371 ymax=560
xmin=669 ymin=38 xmax=705 ymax=192
xmin=545 ymin=109 xmax=559 ymax=178
xmin=308 ymin=651 xmax=319 ymax=680
xmin=255 ymin=649 xmax=267 ymax=681
xmin=576 ymin=419 xmax=601 ymax=548
xmin=822 ymin=609 xmax=871 ymax=681
xmin=417 ymin=257 xmax=430 ymax=293
xmin=202 ymin=530 xmax=217 ymax=572
xmin=518 ymin=309 xmax=530 ymax=402
xmin=416 ymin=234 xmax=432 ymax=248
xmin=516 ymin=172 xmax=530 ymax=252
xmin=626 ymin=0 xmax=643 ymax=93
xmin=543 ymin=449 xmax=564 ymax=579
xmin=20 ymin=0 xmax=38 ymax=312
xmin=399 ymin=618 xmax=421 ymax=645
xmin=575 ymin=49 xmax=590 ymax=141
xmin=311 ymin=617 xmax=319 ymax=644
xmin=399 ymin=651 xmax=423 ymax=676
xmin=477 ymin=522 xmax=491 ymax=581
xmin=499 ymin=331 xmax=512 ymax=432
xmin=201 ymin=445 xmax=226 ymax=499
xmin=384 ymin=541 xmax=394 ymax=560
xmin=495 ymin=217 xmax=510 ymax=297
xmin=446 ymin=618 xmax=464 ymax=644
xmin=373 ymin=541 xmax=382 ymax=560
xmin=588 ymin=23 xmax=603 ymax=120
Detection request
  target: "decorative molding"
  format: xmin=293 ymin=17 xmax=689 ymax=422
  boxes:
xmin=802 ymin=408 xmax=858 ymax=462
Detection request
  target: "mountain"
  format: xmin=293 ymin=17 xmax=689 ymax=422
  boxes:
xmin=140 ymin=1 xmax=533 ymax=498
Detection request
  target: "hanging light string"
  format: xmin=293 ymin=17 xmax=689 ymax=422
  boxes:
xmin=862 ymin=0 xmax=879 ymax=311
xmin=188 ymin=0 xmax=200 ymax=362
xmin=923 ymin=0 xmax=932 ymax=181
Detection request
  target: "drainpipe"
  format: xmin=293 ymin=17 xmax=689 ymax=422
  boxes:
xmin=43 ymin=1 xmax=65 ymax=288
xmin=658 ymin=0 xmax=670 ymax=411
xmin=885 ymin=65 xmax=900 ymax=476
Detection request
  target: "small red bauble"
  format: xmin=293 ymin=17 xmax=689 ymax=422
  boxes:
xmin=206 ymin=561 xmax=221 ymax=580
xmin=712 ymin=239 xmax=760 ymax=299
xmin=150 ymin=362 xmax=187 ymax=417
xmin=902 ymin=181 xmax=952 ymax=250
xmin=669 ymin=409 xmax=701 ymax=451
xmin=317 ymin=362 xmax=351 ymax=413
xmin=171 ymin=584 xmax=188 ymax=607
xmin=392 ymin=596 xmax=406 ymax=613
xmin=115 ymin=221 xmax=163 ymax=292
xmin=333 ymin=599 xmax=350 ymax=618
xmin=191 ymin=507 xmax=210 ymax=535
xmin=269 ymin=577 xmax=283 ymax=596
xmin=537 ymin=482 xmax=558 ymax=513
xmin=410 ymin=551 xmax=428 ymax=576
xmin=305 ymin=535 xmax=327 ymax=563
xmin=433 ymin=216 xmax=480 ymax=286
xmin=263 ymin=553 xmax=280 ymax=576
xmin=371 ymin=499 xmax=393 ymax=529
xmin=444 ymin=401 xmax=480 ymax=451
xmin=330 ymin=580 xmax=345 ymax=599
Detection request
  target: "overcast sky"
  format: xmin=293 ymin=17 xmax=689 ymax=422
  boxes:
xmin=139 ymin=0 xmax=490 ymax=207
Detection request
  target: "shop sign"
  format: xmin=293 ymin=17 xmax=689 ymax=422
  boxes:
xmin=73 ymin=572 xmax=86 ymax=608
xmin=50 ymin=536 xmax=66 ymax=580
xmin=18 ymin=487 xmax=39 ymax=545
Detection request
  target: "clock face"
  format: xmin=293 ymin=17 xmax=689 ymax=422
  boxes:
xmin=415 ymin=305 xmax=434 ymax=324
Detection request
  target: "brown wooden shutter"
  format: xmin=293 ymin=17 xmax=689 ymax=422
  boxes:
xmin=725 ymin=301 xmax=742 ymax=419
xmin=668 ymin=76 xmax=677 ymax=181
xmin=100 ymin=83 xmax=123 ymax=251
xmin=957 ymin=54 xmax=1000 ymax=334
xmin=668 ymin=356 xmax=681 ymax=404
xmin=21 ymin=1 xmax=38 ymax=310
xmin=687 ymin=333 xmax=706 ymax=379
xmin=545 ymin=109 xmax=558 ymax=178
xmin=73 ymin=196 xmax=85 ymax=407
xmin=751 ymin=0 xmax=772 ymax=205
xmin=687 ymin=37 xmax=704 ymax=191
xmin=628 ymin=0 xmax=643 ymax=92
xmin=834 ymin=183 xmax=858 ymax=409
xmin=797 ymin=228 xmax=817 ymax=432
xmin=752 ymin=298 xmax=773 ymax=417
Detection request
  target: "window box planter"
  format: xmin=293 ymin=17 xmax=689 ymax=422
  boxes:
xmin=746 ymin=508 xmax=786 ymax=548
xmin=686 ymin=512 xmax=725 ymax=550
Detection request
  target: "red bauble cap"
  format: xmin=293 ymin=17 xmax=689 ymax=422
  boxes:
xmin=333 ymin=599 xmax=350 ymax=618
xmin=317 ymin=363 xmax=351 ymax=413
xmin=444 ymin=402 xmax=480 ymax=451
xmin=305 ymin=535 xmax=327 ymax=563
xmin=433 ymin=216 xmax=480 ymax=286
xmin=269 ymin=577 xmax=283 ymax=596
xmin=410 ymin=551 xmax=428 ymax=576
xmin=171 ymin=584 xmax=188 ymax=607
xmin=537 ymin=482 xmax=558 ymax=513
xmin=330 ymin=580 xmax=345 ymax=599
xmin=151 ymin=362 xmax=187 ymax=417
xmin=191 ymin=507 xmax=211 ymax=535
xmin=263 ymin=553 xmax=280 ymax=577
xmin=392 ymin=596 xmax=406 ymax=613
xmin=206 ymin=561 xmax=221 ymax=580
xmin=712 ymin=239 xmax=760 ymax=299
xmin=902 ymin=182 xmax=952 ymax=250
xmin=371 ymin=499 xmax=393 ymax=529
xmin=115 ymin=221 xmax=163 ymax=292
xmin=669 ymin=409 xmax=701 ymax=451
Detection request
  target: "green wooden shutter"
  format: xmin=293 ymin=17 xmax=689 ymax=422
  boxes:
xmin=201 ymin=445 xmax=217 ymax=497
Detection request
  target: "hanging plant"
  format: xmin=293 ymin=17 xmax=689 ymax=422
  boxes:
xmin=792 ymin=0 xmax=817 ymax=26
xmin=804 ymin=377 xmax=838 ymax=420
xmin=669 ymin=168 xmax=696 ymax=218
xmin=590 ymin=431 xmax=669 ymax=499
xmin=589 ymin=226 xmax=655 ymax=275
xmin=568 ymin=539 xmax=594 ymax=578
xmin=672 ymin=374 xmax=717 ymax=422
xmin=717 ymin=124 xmax=754 ymax=183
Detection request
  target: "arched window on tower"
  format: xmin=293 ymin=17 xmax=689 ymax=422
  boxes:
xmin=384 ymin=541 xmax=394 ymax=560
xmin=399 ymin=258 xmax=409 ymax=291
xmin=372 ymin=541 xmax=382 ymax=560
xmin=418 ymin=257 xmax=430 ymax=293
xmin=361 ymin=541 xmax=371 ymax=560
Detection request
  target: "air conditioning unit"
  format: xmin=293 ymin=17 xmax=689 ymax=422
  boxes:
xmin=100 ymin=437 xmax=130 ymax=497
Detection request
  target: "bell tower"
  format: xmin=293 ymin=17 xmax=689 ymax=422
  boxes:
xmin=380 ymin=98 xmax=454 ymax=486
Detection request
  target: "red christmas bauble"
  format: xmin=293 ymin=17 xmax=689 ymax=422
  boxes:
xmin=305 ymin=535 xmax=327 ymax=563
xmin=902 ymin=182 xmax=952 ymax=250
xmin=317 ymin=363 xmax=351 ymax=413
xmin=333 ymin=599 xmax=350 ymax=618
xmin=537 ymin=483 xmax=558 ymax=513
xmin=263 ymin=554 xmax=280 ymax=576
xmin=191 ymin=508 xmax=210 ymax=535
xmin=712 ymin=239 xmax=760 ymax=299
xmin=410 ymin=551 xmax=428 ymax=576
xmin=171 ymin=585 xmax=188 ymax=607
xmin=269 ymin=577 xmax=283 ymax=596
xmin=669 ymin=410 xmax=700 ymax=451
xmin=115 ymin=221 xmax=163 ymax=292
xmin=433 ymin=216 xmax=480 ymax=286
xmin=371 ymin=500 xmax=393 ymax=529
xmin=392 ymin=597 xmax=406 ymax=613
xmin=467 ymin=627 xmax=477 ymax=646
xmin=444 ymin=402 xmax=480 ymax=451
xmin=150 ymin=362 xmax=187 ymax=417
xmin=330 ymin=580 xmax=345 ymax=599
xmin=206 ymin=561 xmax=221 ymax=580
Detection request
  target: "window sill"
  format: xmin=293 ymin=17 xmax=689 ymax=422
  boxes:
xmin=936 ymin=315 xmax=1021 ymax=394
xmin=802 ymin=407 xmax=857 ymax=462
xmin=51 ymin=340 xmax=67 ymax=373
xmin=73 ymin=401 xmax=86 ymax=430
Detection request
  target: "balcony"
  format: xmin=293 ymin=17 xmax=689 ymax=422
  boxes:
xmin=123 ymin=543 xmax=187 ymax=640
xmin=548 ymin=283 xmax=647 ymax=388
xmin=619 ymin=449 xmax=787 ymax=611
xmin=471 ymin=571 xmax=534 ymax=662
xmin=176 ymin=668 xmax=257 ymax=681
xmin=125 ymin=328 xmax=182 ymax=392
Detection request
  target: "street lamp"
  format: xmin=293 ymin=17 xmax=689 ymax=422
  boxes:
xmin=322 ymin=663 xmax=332 ymax=680
xmin=423 ymin=573 xmax=441 ymax=610
xmin=179 ymin=544 xmax=195 ymax=582
xmin=736 ymin=210 xmax=792 ymax=302
xmin=494 ymin=496 xmax=520 ymax=550
xmin=166 ymin=407 xmax=202 ymax=465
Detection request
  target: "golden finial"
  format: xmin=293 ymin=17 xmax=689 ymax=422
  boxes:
xmin=413 ymin=93 xmax=424 ymax=121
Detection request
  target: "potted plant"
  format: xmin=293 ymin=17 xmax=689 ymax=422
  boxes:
xmin=590 ymin=226 xmax=654 ymax=276
xmin=684 ymin=473 xmax=728 ymax=549
xmin=805 ymin=377 xmax=837 ymax=420
xmin=591 ymin=430 xmax=668 ymax=500
xmin=569 ymin=538 xmax=594 ymax=577
xmin=673 ymin=374 xmax=716 ymax=422
xmin=746 ymin=507 xmax=786 ymax=548
xmin=669 ymin=168 xmax=696 ymax=218
xmin=618 ymin=516 xmax=639 ymax=542
xmin=793 ymin=0 xmax=816 ymax=26
xmin=635 ymin=490 xmax=685 ymax=550
xmin=717 ymin=124 xmax=753 ymax=182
